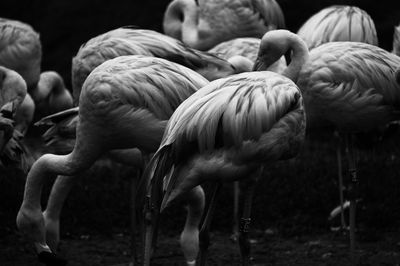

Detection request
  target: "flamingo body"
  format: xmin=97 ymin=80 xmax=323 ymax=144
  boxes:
xmin=147 ymin=69 xmax=305 ymax=211
xmin=297 ymin=42 xmax=400 ymax=132
xmin=17 ymin=55 xmax=209 ymax=259
xmin=297 ymin=6 xmax=378 ymax=50
xmin=72 ymin=27 xmax=237 ymax=103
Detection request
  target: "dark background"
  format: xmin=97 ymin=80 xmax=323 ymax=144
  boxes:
xmin=0 ymin=0 xmax=399 ymax=91
xmin=1 ymin=1 xmax=400 ymax=265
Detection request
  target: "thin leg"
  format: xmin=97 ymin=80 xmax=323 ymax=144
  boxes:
xmin=232 ymin=181 xmax=240 ymax=241
xmin=238 ymin=176 xmax=258 ymax=266
xmin=197 ymin=182 xmax=222 ymax=266
xmin=43 ymin=175 xmax=76 ymax=252
xmin=345 ymin=134 xmax=359 ymax=262
xmin=130 ymin=169 xmax=141 ymax=266
xmin=335 ymin=132 xmax=347 ymax=231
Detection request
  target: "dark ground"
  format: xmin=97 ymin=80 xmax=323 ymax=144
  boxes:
xmin=2 ymin=133 xmax=400 ymax=265
xmin=1 ymin=0 xmax=400 ymax=265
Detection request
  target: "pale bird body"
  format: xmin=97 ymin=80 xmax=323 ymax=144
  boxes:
xmin=163 ymin=0 xmax=285 ymax=50
xmin=142 ymin=30 xmax=307 ymax=265
xmin=72 ymin=27 xmax=238 ymax=103
xmin=16 ymin=55 xmax=209 ymax=264
xmin=297 ymin=5 xmax=378 ymax=50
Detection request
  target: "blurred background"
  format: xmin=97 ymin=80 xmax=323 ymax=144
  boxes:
xmin=1 ymin=0 xmax=400 ymax=265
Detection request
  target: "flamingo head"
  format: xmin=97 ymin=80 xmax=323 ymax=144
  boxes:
xmin=253 ymin=30 xmax=293 ymax=71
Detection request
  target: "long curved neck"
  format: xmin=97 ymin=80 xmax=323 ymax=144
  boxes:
xmin=281 ymin=34 xmax=309 ymax=83
xmin=179 ymin=0 xmax=201 ymax=49
xmin=183 ymin=186 xmax=204 ymax=229
xmin=163 ymin=0 xmax=185 ymax=40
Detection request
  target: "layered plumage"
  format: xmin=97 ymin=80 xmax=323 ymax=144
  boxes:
xmin=256 ymin=29 xmax=400 ymax=257
xmin=297 ymin=42 xmax=400 ymax=131
xmin=297 ymin=5 xmax=378 ymax=50
xmin=163 ymin=0 xmax=285 ymax=50
xmin=141 ymin=31 xmax=307 ymax=265
xmin=16 ymin=55 xmax=209 ymax=263
xmin=44 ymin=27 xmax=240 ymax=155
xmin=72 ymin=27 xmax=239 ymax=103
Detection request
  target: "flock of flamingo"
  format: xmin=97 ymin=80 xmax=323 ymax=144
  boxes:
xmin=0 ymin=0 xmax=399 ymax=265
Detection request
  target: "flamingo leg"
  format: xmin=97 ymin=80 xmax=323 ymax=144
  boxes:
xmin=335 ymin=132 xmax=347 ymax=231
xmin=238 ymin=176 xmax=258 ymax=266
xmin=197 ymin=182 xmax=222 ymax=266
xmin=345 ymin=134 xmax=359 ymax=262
xmin=142 ymin=170 xmax=163 ymax=266
xmin=129 ymin=169 xmax=140 ymax=266
xmin=43 ymin=175 xmax=76 ymax=252
xmin=231 ymin=181 xmax=240 ymax=241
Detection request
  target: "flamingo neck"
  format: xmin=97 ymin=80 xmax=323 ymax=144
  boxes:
xmin=163 ymin=0 xmax=185 ymax=40
xmin=180 ymin=186 xmax=205 ymax=263
xmin=281 ymin=34 xmax=309 ymax=83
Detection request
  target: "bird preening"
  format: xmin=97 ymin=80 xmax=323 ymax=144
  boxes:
xmin=1 ymin=1 xmax=400 ymax=266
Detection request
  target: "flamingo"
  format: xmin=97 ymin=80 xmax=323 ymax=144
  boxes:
xmin=393 ymin=24 xmax=400 ymax=56
xmin=0 ymin=66 xmax=29 ymax=171
xmin=297 ymin=5 xmax=378 ymax=50
xmin=0 ymin=18 xmax=73 ymax=133
xmin=140 ymin=30 xmax=307 ymax=265
xmin=163 ymin=0 xmax=285 ymax=50
xmin=296 ymin=5 xmax=379 ymax=231
xmin=30 ymin=27 xmax=246 ymax=265
xmin=207 ymin=36 xmax=287 ymax=239
xmin=16 ymin=55 xmax=213 ymax=265
xmin=254 ymin=29 xmax=400 ymax=260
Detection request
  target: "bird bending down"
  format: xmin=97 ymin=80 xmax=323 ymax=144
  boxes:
xmin=16 ymin=55 xmax=210 ymax=265
xmin=141 ymin=31 xmax=307 ymax=265
xmin=163 ymin=0 xmax=285 ymax=50
xmin=297 ymin=5 xmax=378 ymax=50
xmin=255 ymin=29 xmax=400 ymax=260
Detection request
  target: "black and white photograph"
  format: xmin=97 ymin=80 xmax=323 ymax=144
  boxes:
xmin=1 ymin=0 xmax=400 ymax=265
